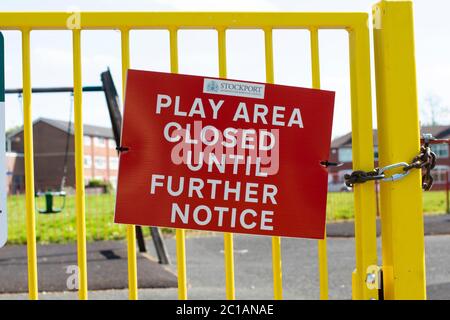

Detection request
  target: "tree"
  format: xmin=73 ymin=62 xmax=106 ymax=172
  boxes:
xmin=420 ymin=94 xmax=449 ymax=126
xmin=5 ymin=125 xmax=21 ymax=134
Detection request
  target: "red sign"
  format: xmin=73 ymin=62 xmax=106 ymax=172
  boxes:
xmin=114 ymin=70 xmax=335 ymax=239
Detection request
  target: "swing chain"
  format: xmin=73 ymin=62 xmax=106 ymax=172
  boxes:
xmin=344 ymin=134 xmax=437 ymax=190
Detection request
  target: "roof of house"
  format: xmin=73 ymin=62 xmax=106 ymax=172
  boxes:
xmin=7 ymin=117 xmax=114 ymax=139
xmin=331 ymin=125 xmax=450 ymax=148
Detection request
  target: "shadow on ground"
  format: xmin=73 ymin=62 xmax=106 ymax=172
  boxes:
xmin=0 ymin=241 xmax=177 ymax=293
xmin=427 ymin=283 xmax=450 ymax=300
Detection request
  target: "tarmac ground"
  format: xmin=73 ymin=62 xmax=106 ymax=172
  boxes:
xmin=1 ymin=215 xmax=449 ymax=299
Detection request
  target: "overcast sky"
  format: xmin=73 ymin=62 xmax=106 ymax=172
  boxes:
xmin=0 ymin=0 xmax=449 ymax=138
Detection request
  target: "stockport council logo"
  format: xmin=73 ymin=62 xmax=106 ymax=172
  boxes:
xmin=205 ymin=80 xmax=219 ymax=92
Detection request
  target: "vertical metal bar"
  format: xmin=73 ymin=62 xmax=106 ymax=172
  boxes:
xmin=264 ymin=28 xmax=283 ymax=300
xmin=217 ymin=28 xmax=236 ymax=300
xmin=310 ymin=27 xmax=329 ymax=300
xmin=348 ymin=22 xmax=379 ymax=300
xmin=375 ymin=180 xmax=380 ymax=217
xmin=446 ymin=170 xmax=449 ymax=214
xmin=373 ymin=0 xmax=426 ymax=299
xmin=72 ymin=28 xmax=88 ymax=300
xmin=170 ymin=28 xmax=188 ymax=300
xmin=120 ymin=28 xmax=139 ymax=300
xmin=21 ymin=29 xmax=38 ymax=300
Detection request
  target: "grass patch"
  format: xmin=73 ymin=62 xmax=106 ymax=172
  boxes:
xmin=5 ymin=191 xmax=448 ymax=244
xmin=7 ymin=194 xmax=128 ymax=245
xmin=421 ymin=191 xmax=449 ymax=214
xmin=326 ymin=191 xmax=448 ymax=221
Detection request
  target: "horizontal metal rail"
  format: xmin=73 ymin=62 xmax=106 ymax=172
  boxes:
xmin=5 ymin=86 xmax=103 ymax=94
xmin=0 ymin=12 xmax=366 ymax=30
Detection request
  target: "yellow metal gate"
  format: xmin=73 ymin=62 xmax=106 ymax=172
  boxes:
xmin=0 ymin=0 xmax=426 ymax=300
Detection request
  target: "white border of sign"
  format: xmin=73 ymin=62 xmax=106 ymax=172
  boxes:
xmin=0 ymin=32 xmax=6 ymax=248
xmin=0 ymin=101 xmax=5 ymax=248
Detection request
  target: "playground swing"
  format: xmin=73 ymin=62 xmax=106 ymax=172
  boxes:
xmin=14 ymin=92 xmax=71 ymax=214
xmin=7 ymin=70 xmax=170 ymax=263
xmin=36 ymin=190 xmax=67 ymax=214
xmin=10 ymin=85 xmax=108 ymax=214
xmin=16 ymin=92 xmax=67 ymax=214
xmin=35 ymin=93 xmax=73 ymax=214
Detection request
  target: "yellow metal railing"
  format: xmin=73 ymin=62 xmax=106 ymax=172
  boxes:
xmin=72 ymin=28 xmax=88 ymax=300
xmin=217 ymin=28 xmax=236 ymax=300
xmin=21 ymin=29 xmax=38 ymax=300
xmin=310 ymin=27 xmax=329 ymax=299
xmin=263 ymin=28 xmax=284 ymax=301
xmin=120 ymin=29 xmax=139 ymax=301
xmin=0 ymin=4 xmax=415 ymax=299
xmin=169 ymin=28 xmax=189 ymax=300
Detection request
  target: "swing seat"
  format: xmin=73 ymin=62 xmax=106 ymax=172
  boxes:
xmin=35 ymin=191 xmax=66 ymax=214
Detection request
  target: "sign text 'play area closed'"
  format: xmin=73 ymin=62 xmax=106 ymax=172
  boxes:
xmin=114 ymin=70 xmax=335 ymax=239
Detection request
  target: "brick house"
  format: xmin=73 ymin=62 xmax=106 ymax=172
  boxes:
xmin=328 ymin=125 xmax=450 ymax=191
xmin=5 ymin=151 xmax=24 ymax=194
xmin=6 ymin=117 xmax=118 ymax=194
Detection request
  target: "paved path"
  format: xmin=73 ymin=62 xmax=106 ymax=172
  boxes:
xmin=1 ymin=233 xmax=450 ymax=300
xmin=0 ymin=241 xmax=177 ymax=294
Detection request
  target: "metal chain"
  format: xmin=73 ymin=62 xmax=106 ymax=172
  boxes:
xmin=344 ymin=134 xmax=437 ymax=191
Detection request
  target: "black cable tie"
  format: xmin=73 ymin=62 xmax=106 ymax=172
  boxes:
xmin=116 ymin=146 xmax=130 ymax=153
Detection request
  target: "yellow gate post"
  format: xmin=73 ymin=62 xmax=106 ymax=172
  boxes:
xmin=373 ymin=0 xmax=427 ymax=299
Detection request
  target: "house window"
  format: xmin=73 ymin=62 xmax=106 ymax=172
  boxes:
xmin=84 ymin=136 xmax=91 ymax=146
xmin=83 ymin=155 xmax=92 ymax=168
xmin=110 ymin=176 xmax=118 ymax=189
xmin=94 ymin=137 xmax=106 ymax=147
xmin=431 ymin=144 xmax=449 ymax=159
xmin=338 ymin=148 xmax=352 ymax=162
xmin=94 ymin=156 xmax=107 ymax=169
xmin=432 ymin=165 xmax=449 ymax=184
xmin=109 ymin=157 xmax=119 ymax=170
xmin=109 ymin=139 xmax=117 ymax=149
